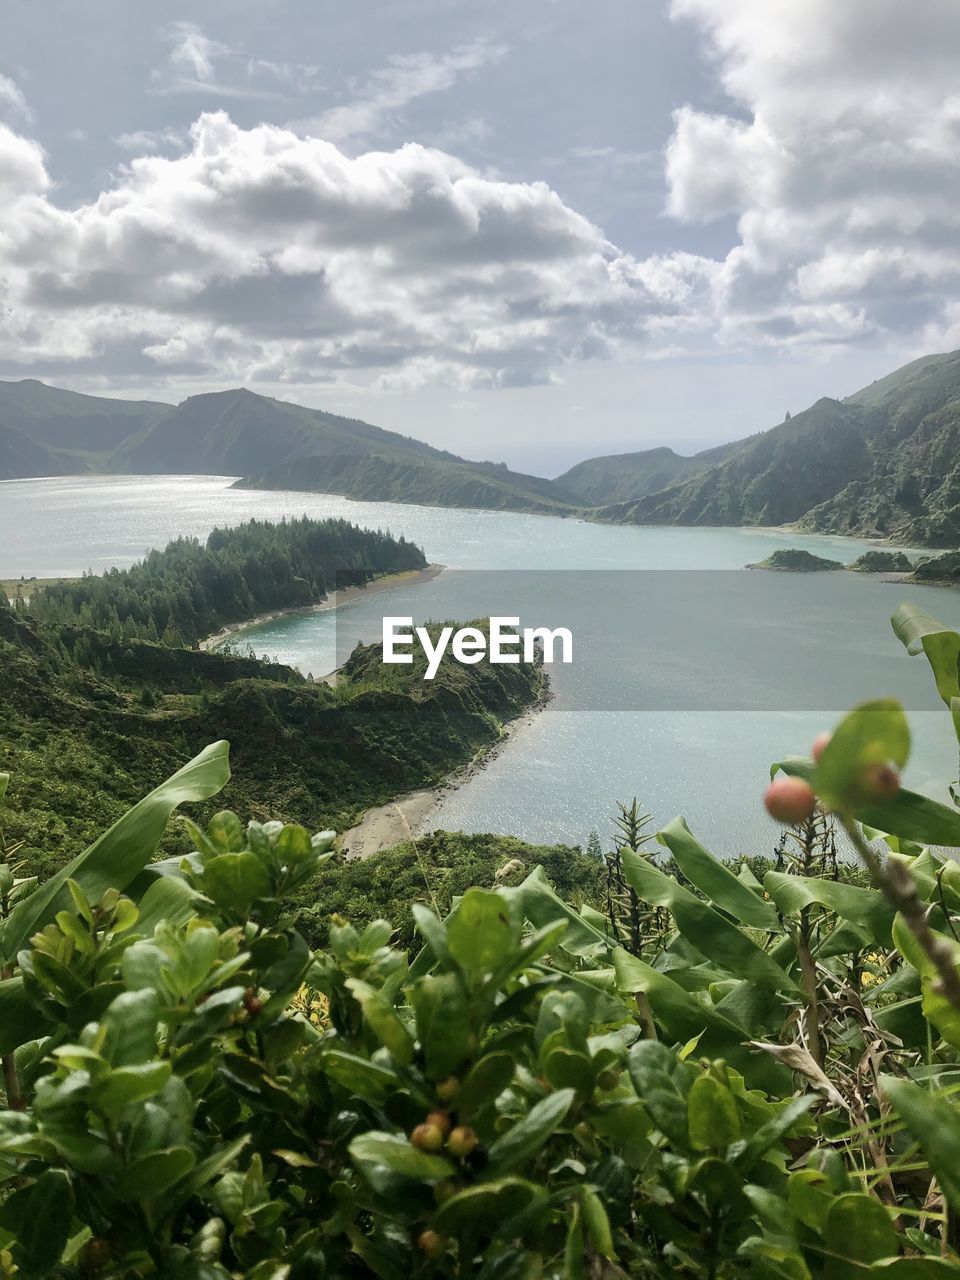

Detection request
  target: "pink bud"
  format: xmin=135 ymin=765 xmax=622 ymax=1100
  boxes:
xmin=764 ymin=777 xmax=817 ymax=825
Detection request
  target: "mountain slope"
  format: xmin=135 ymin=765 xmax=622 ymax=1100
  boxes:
xmin=558 ymin=442 xmax=737 ymax=506
xmin=113 ymin=387 xmax=457 ymax=476
xmin=0 ymin=421 xmax=80 ymax=480
xmin=0 ymin=379 xmax=171 ymax=460
xmin=235 ymin=451 xmax=582 ymax=515
xmin=588 ymin=350 xmax=960 ymax=544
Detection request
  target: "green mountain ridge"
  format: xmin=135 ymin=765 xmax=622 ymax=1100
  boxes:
xmin=4 ymin=348 xmax=960 ymax=542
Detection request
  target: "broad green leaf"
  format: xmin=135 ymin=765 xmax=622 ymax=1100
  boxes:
xmin=447 ymin=888 xmax=520 ymax=976
xmin=657 ymin=817 xmax=779 ymax=930
xmin=0 ymin=976 xmax=42 ymax=1055
xmin=94 ymin=1062 xmax=172 ymax=1121
xmin=621 ymin=850 xmax=800 ymax=994
xmin=119 ymin=1147 xmax=197 ymax=1203
xmin=774 ymin=757 xmax=960 ymax=846
xmin=434 ymin=1178 xmax=547 ymax=1236
xmin=0 ymin=741 xmax=230 ymax=963
xmin=346 ymin=979 xmax=414 ymax=1065
xmin=411 ymin=973 xmax=472 ymax=1079
xmin=516 ymin=865 xmax=609 ymax=957
xmin=763 ymin=871 xmax=895 ymax=946
xmin=134 ymin=876 xmax=204 ymax=936
xmin=729 ymin=1096 xmax=815 ymax=1173
xmin=687 ymin=1074 xmax=740 ymax=1152
xmin=814 ymin=699 xmax=910 ymax=813
xmin=891 ymin=602 xmax=960 ymax=704
xmin=0 ymin=1169 xmax=74 ymax=1275
xmin=892 ymin=914 xmax=960 ymax=1050
xmin=486 ymin=1088 xmax=575 ymax=1174
xmin=320 ymin=1050 xmax=401 ymax=1104
xmin=824 ymin=1192 xmax=898 ymax=1265
xmin=349 ymin=1131 xmax=454 ymax=1184
xmin=456 ymin=1051 xmax=516 ymax=1117
xmin=201 ymin=852 xmax=271 ymax=913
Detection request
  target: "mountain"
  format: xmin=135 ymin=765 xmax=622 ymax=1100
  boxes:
xmin=587 ymin=351 xmax=960 ymax=545
xmin=0 ymin=421 xmax=79 ymax=480
xmin=115 ymin=387 xmax=457 ymax=476
xmin=0 ymin=379 xmax=171 ymax=463
xmin=235 ymin=451 xmax=582 ymax=515
xmin=557 ymin=442 xmax=736 ymax=506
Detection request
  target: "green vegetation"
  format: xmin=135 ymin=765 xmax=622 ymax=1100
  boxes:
xmin=236 ymin=453 xmax=580 ymax=516
xmin=749 ymin=548 xmax=845 ymax=572
xmin=0 ymin=556 xmax=543 ymax=885
xmin=297 ymin=830 xmax=605 ymax=952
xmin=849 ymin=549 xmax=914 ymax=572
xmin=558 ymin=442 xmax=736 ymax=506
xmin=23 ymin=516 xmax=426 ymax=647
xmin=4 ymin=601 xmax=960 ymax=1275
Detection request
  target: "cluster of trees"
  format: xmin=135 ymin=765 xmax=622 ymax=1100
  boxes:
xmin=22 ymin=517 xmax=426 ymax=646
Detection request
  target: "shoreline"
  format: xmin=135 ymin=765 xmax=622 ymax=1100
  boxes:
xmin=340 ymin=677 xmax=553 ymax=861
xmin=198 ymin=563 xmax=445 ymax=652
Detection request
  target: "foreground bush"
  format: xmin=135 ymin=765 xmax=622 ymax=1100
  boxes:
xmin=1 ymin=600 xmax=960 ymax=1276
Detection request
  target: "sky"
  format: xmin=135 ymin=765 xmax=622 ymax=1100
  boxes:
xmin=2 ymin=0 xmax=960 ymax=473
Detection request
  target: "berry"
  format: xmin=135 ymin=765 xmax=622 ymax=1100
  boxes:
xmin=435 ymin=1076 xmax=460 ymax=1102
xmin=446 ymin=1125 xmax=478 ymax=1158
xmin=418 ymin=1230 xmax=445 ymax=1260
xmin=243 ymin=987 xmax=263 ymax=1017
xmin=426 ymin=1110 xmax=452 ymax=1137
xmin=81 ymin=1238 xmax=111 ymax=1271
xmin=764 ymin=777 xmax=817 ymax=825
xmin=597 ymin=1068 xmax=620 ymax=1091
xmin=410 ymin=1122 xmax=445 ymax=1153
xmin=811 ymin=732 xmax=832 ymax=763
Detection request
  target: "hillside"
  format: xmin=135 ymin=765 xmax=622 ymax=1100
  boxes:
xmin=583 ymin=351 xmax=960 ymax=545
xmin=236 ymin=450 xmax=582 ymax=515
xmin=0 ymin=378 xmax=171 ymax=464
xmin=114 ymin=386 xmax=456 ymax=476
xmin=0 ymin=593 xmax=544 ymax=881
xmin=557 ymin=441 xmax=736 ymax=505
xmin=0 ymin=421 xmax=79 ymax=479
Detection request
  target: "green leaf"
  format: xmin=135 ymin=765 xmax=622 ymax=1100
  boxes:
xmin=729 ymin=1096 xmax=815 ymax=1174
xmin=206 ymin=810 xmax=246 ymax=854
xmin=346 ymin=979 xmax=414 ymax=1065
xmin=891 ymin=603 xmax=960 ymax=705
xmin=657 ymin=818 xmax=780 ymax=930
xmin=687 ymin=1074 xmax=741 ymax=1152
xmin=892 ymin=915 xmax=960 ymax=1049
xmin=411 ymin=973 xmax=471 ymax=1079
xmin=119 ymin=1147 xmax=197 ymax=1203
xmin=881 ymin=1075 xmax=960 ymax=1209
xmin=447 ymin=889 xmax=520 ymax=976
xmin=349 ymin=1131 xmax=454 ymax=1184
xmin=320 ymin=1050 xmax=401 ymax=1104
xmin=201 ymin=852 xmax=271 ymax=913
xmin=486 ymin=1088 xmax=575 ymax=1174
xmin=824 ymin=1192 xmax=898 ymax=1266
xmin=814 ymin=699 xmax=910 ymax=813
xmin=434 ymin=1178 xmax=548 ymax=1236
xmin=0 ymin=1170 xmax=74 ymax=1275
xmin=0 ymin=976 xmax=42 ymax=1055
xmin=517 ymin=865 xmax=609 ymax=957
xmin=763 ymin=871 xmax=895 ymax=946
xmin=621 ymin=850 xmax=800 ymax=994
xmin=94 ymin=1062 xmax=172 ymax=1121
xmin=774 ymin=757 xmax=960 ymax=846
xmin=0 ymin=741 xmax=230 ymax=963
xmin=456 ymin=1051 xmax=516 ymax=1117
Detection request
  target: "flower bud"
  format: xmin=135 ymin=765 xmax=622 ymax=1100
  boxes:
xmin=410 ymin=1122 xmax=445 ymax=1152
xmin=764 ymin=777 xmax=816 ymax=825
xmin=446 ymin=1125 xmax=478 ymax=1158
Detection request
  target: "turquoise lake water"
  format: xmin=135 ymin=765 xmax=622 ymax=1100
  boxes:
xmin=3 ymin=474 xmax=959 ymax=856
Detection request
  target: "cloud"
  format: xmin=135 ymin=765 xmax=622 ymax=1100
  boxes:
xmin=300 ymin=39 xmax=508 ymax=144
xmin=665 ymin=0 xmax=960 ymax=348
xmin=0 ymin=73 xmax=31 ymax=120
xmin=0 ymin=112 xmax=706 ymax=388
xmin=150 ymin=22 xmax=317 ymax=100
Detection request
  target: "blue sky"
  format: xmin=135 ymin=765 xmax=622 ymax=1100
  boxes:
xmin=2 ymin=1 xmax=959 ymax=472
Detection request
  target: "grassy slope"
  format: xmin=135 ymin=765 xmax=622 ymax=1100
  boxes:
xmin=558 ymin=442 xmax=737 ymax=506
xmin=0 ymin=603 xmax=544 ymax=882
xmin=236 ymin=451 xmax=582 ymax=515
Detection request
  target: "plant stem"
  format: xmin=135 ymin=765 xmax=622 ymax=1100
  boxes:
xmin=841 ymin=816 xmax=960 ymax=1011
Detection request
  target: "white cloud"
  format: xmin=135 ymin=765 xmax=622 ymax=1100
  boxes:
xmin=150 ymin=22 xmax=310 ymax=100
xmin=0 ymin=112 xmax=704 ymax=388
xmin=301 ymin=39 xmax=508 ymax=144
xmin=665 ymin=0 xmax=960 ymax=347
xmin=0 ymin=73 xmax=30 ymax=120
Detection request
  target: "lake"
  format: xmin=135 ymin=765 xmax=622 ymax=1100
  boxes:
xmin=3 ymin=474 xmax=959 ymax=857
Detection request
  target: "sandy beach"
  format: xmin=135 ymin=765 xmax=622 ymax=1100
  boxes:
xmin=199 ymin=562 xmax=445 ymax=651
xmin=340 ymin=686 xmax=552 ymax=860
